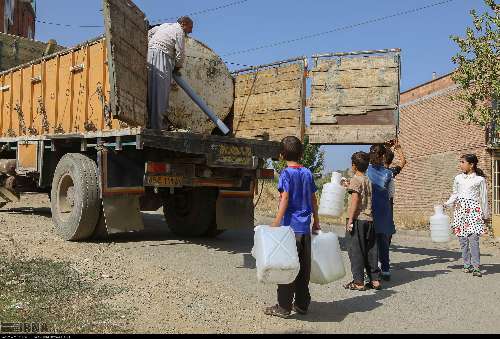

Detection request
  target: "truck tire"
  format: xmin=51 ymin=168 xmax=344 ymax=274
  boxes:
xmin=50 ymin=154 xmax=100 ymax=241
xmin=163 ymin=188 xmax=219 ymax=237
xmin=91 ymin=208 xmax=109 ymax=241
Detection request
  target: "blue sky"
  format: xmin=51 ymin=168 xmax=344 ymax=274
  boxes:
xmin=34 ymin=0 xmax=488 ymax=172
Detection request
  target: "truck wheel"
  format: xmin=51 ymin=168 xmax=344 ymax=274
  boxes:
xmin=163 ymin=188 xmax=219 ymax=237
xmin=50 ymin=154 xmax=100 ymax=241
xmin=91 ymin=208 xmax=109 ymax=241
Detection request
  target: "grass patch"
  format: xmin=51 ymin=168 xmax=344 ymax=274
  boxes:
xmin=0 ymin=253 xmax=132 ymax=334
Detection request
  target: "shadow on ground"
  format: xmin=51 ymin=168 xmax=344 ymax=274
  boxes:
xmin=0 ymin=207 xmax=52 ymax=218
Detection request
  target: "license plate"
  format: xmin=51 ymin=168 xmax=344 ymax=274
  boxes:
xmin=209 ymin=144 xmax=253 ymax=167
xmin=144 ymin=175 xmax=183 ymax=187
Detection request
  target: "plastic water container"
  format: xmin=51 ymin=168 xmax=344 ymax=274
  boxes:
xmin=251 ymin=225 xmax=300 ymax=284
xmin=318 ymin=172 xmax=346 ymax=217
xmin=310 ymin=231 xmax=346 ymax=284
xmin=430 ymin=205 xmax=451 ymax=242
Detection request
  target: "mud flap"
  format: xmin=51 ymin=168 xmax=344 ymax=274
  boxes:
xmin=216 ymin=196 xmax=254 ymax=230
xmin=97 ymin=148 xmax=145 ymax=234
xmin=101 ymin=194 xmax=144 ymax=234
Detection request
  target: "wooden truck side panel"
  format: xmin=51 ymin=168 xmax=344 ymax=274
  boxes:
xmin=307 ymin=50 xmax=400 ymax=144
xmin=233 ymin=60 xmax=306 ymax=142
xmin=103 ymin=0 xmax=148 ymax=128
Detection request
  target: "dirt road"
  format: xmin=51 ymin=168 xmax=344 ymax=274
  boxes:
xmin=1 ymin=194 xmax=499 ymax=334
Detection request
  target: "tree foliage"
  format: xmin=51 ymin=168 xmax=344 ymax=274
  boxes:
xmin=450 ymin=0 xmax=499 ymax=127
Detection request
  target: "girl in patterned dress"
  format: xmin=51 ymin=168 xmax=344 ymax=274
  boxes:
xmin=444 ymin=154 xmax=489 ymax=277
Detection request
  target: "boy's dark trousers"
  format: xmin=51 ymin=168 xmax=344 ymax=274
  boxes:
xmin=277 ymin=234 xmax=311 ymax=312
xmin=346 ymin=219 xmax=380 ymax=283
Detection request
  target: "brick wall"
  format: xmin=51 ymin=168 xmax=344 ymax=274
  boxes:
xmin=395 ymin=73 xmax=492 ymax=220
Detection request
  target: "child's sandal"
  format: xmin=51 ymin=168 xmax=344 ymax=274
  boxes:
xmin=343 ymin=281 xmax=367 ymax=291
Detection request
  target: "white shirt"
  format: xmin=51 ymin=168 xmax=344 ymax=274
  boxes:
xmin=445 ymin=173 xmax=489 ymax=219
xmin=148 ymin=22 xmax=186 ymax=68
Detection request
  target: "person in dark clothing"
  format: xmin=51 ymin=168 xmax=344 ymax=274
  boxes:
xmin=367 ymin=144 xmax=394 ymax=282
xmin=380 ymin=139 xmax=407 ymax=281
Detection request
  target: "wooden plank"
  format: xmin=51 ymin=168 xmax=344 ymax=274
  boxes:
xmin=235 ymin=78 xmax=302 ymax=97
xmin=335 ymin=109 xmax=396 ymax=125
xmin=234 ymin=87 xmax=302 ymax=114
xmin=235 ymin=126 xmax=302 ymax=142
xmin=313 ymin=56 xmax=398 ymax=72
xmin=105 ymin=0 xmax=146 ymax=32
xmin=235 ymin=71 xmax=302 ymax=87
xmin=235 ymin=63 xmax=303 ymax=82
xmin=311 ymin=68 xmax=398 ymax=88
xmin=236 ymin=117 xmax=300 ymax=130
xmin=309 ymin=86 xmax=398 ymax=109
xmin=235 ymin=110 xmax=301 ymax=123
xmin=103 ymin=0 xmax=148 ymax=127
xmin=233 ymin=60 xmax=305 ymax=141
xmin=310 ymin=116 xmax=338 ymax=124
xmin=306 ymin=125 xmax=396 ymax=145
xmin=311 ymin=107 xmax=368 ymax=118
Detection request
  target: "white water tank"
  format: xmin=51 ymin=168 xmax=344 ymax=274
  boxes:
xmin=310 ymin=231 xmax=346 ymax=284
xmin=430 ymin=205 xmax=451 ymax=243
xmin=251 ymin=225 xmax=300 ymax=284
xmin=318 ymin=172 xmax=346 ymax=217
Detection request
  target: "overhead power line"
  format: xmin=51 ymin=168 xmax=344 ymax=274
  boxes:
xmin=222 ymin=0 xmax=456 ymax=57
xmin=35 ymin=0 xmax=250 ymax=28
xmin=35 ymin=19 xmax=101 ymax=28
xmin=150 ymin=0 xmax=250 ymax=24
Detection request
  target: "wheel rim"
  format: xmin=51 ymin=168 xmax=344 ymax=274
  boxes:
xmin=57 ymin=172 xmax=75 ymax=222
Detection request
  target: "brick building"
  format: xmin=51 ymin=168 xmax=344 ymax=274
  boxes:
xmin=0 ymin=0 xmax=36 ymax=39
xmin=394 ymin=72 xmax=498 ymax=236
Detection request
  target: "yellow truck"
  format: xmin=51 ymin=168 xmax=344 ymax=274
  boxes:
xmin=0 ymin=0 xmax=400 ymax=241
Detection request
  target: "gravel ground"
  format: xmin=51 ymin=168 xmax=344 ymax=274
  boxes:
xmin=1 ymin=193 xmax=499 ymax=334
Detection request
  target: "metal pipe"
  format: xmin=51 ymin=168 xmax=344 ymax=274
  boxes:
xmin=172 ymin=72 xmax=230 ymax=135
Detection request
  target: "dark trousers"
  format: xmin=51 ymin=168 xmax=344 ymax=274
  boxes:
xmin=277 ymin=234 xmax=311 ymax=312
xmin=376 ymin=233 xmax=392 ymax=273
xmin=346 ymin=220 xmax=380 ymax=283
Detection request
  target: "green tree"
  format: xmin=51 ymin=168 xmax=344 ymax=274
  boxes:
xmin=272 ymin=135 xmax=325 ymax=176
xmin=450 ymin=0 xmax=499 ymax=127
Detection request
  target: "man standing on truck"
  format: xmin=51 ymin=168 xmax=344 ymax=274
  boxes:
xmin=147 ymin=16 xmax=194 ymax=130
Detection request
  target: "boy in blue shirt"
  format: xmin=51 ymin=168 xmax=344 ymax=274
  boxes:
xmin=264 ymin=136 xmax=321 ymax=319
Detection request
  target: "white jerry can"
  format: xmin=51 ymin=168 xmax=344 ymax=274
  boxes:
xmin=251 ymin=225 xmax=300 ymax=284
xmin=318 ymin=172 xmax=346 ymax=217
xmin=430 ymin=205 xmax=451 ymax=243
xmin=310 ymin=231 xmax=346 ymax=284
